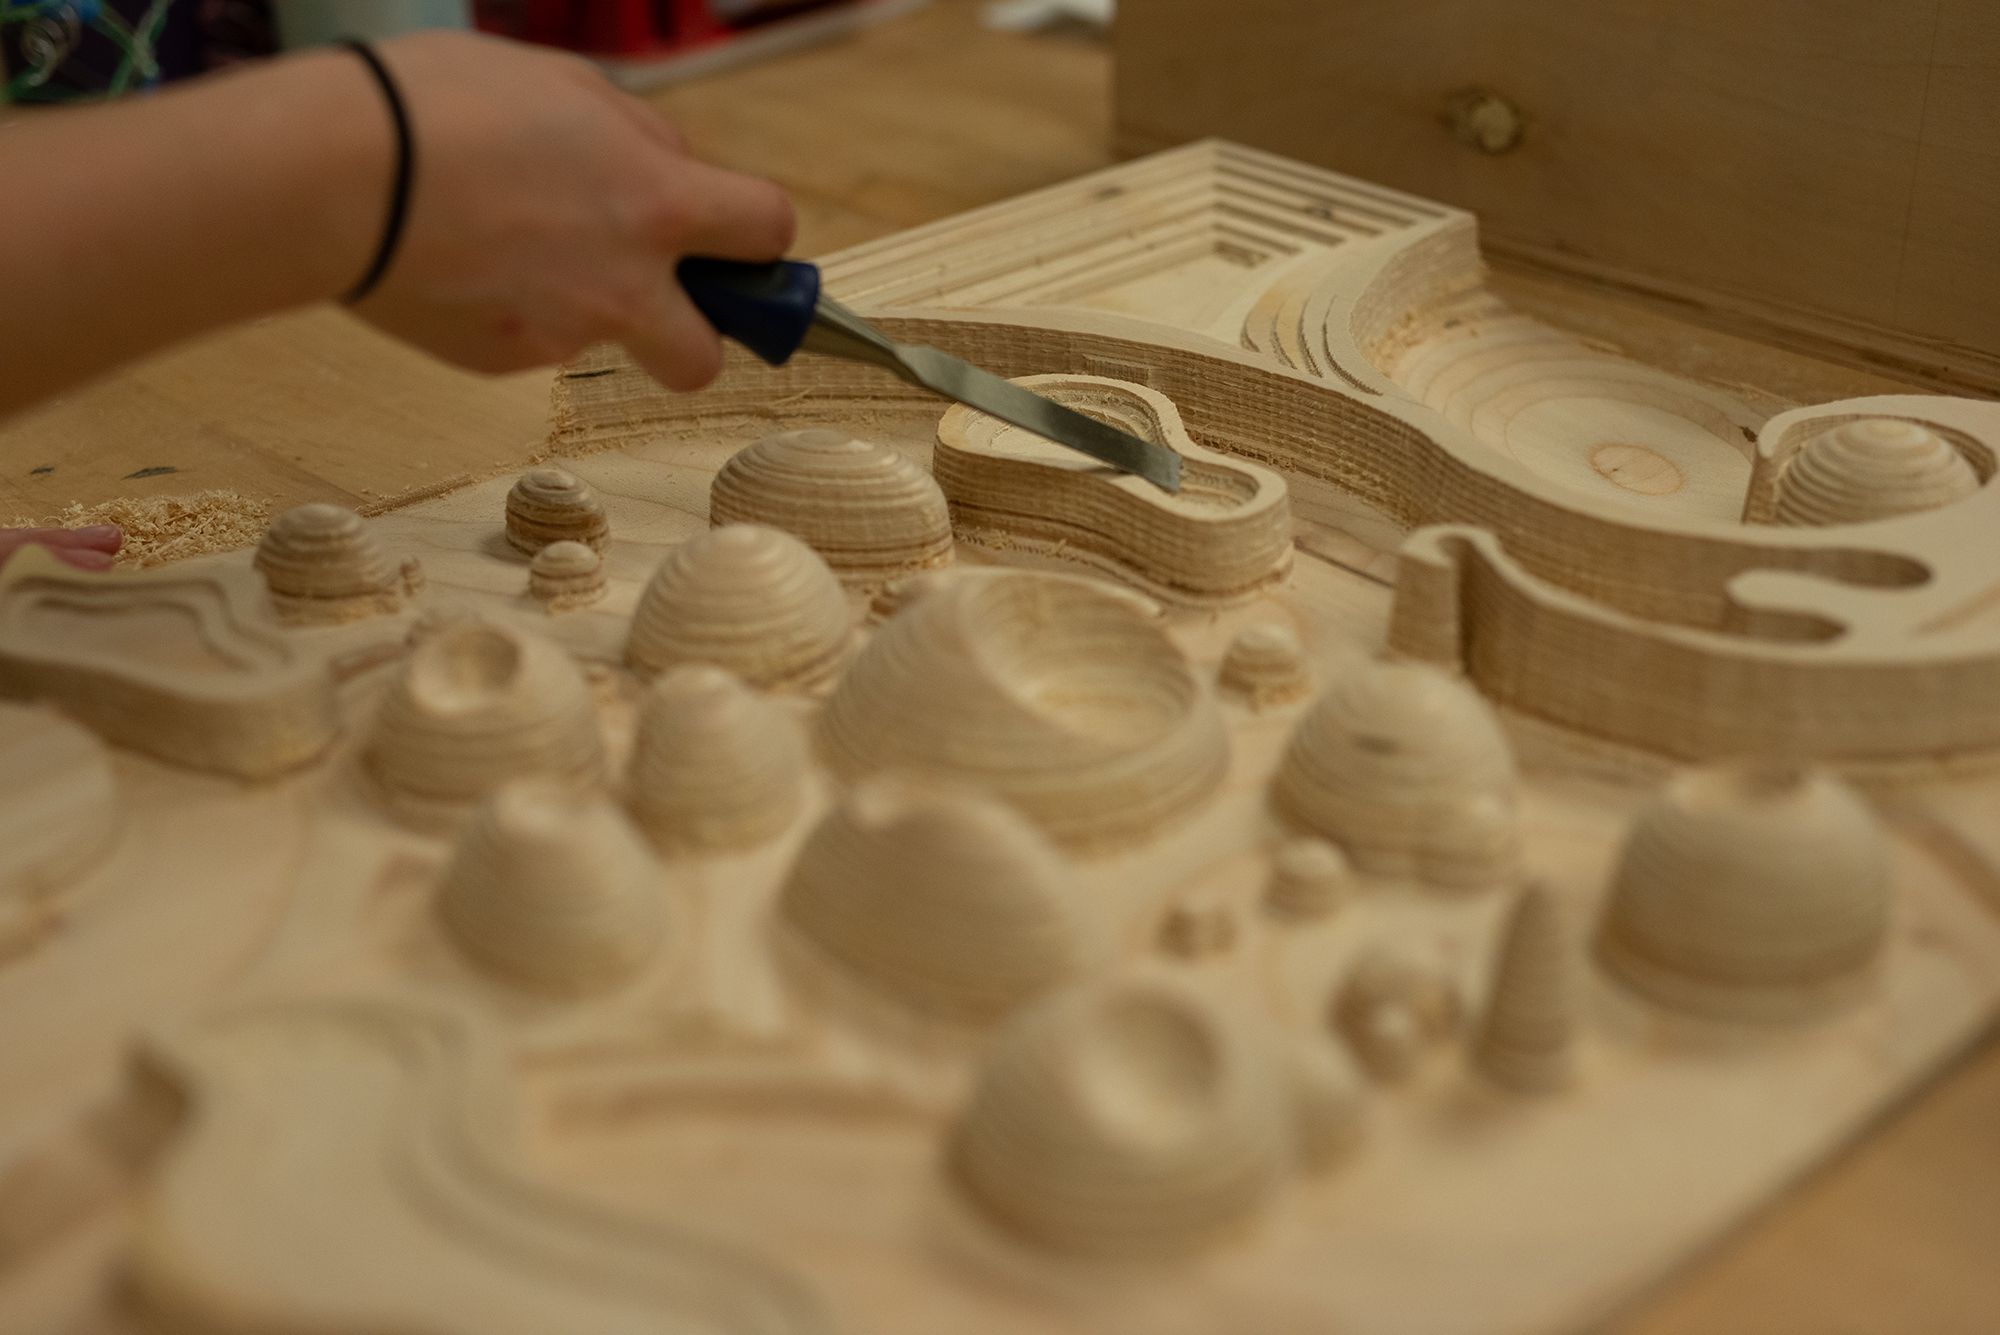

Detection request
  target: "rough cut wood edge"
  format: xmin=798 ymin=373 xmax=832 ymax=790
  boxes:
xmin=934 ymin=374 xmax=1292 ymax=607
xmin=127 ymin=993 xmax=832 ymax=1334
xmin=0 ymin=547 xmax=342 ymax=780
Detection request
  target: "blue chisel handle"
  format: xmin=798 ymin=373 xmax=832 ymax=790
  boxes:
xmin=676 ymin=257 xmax=822 ymax=367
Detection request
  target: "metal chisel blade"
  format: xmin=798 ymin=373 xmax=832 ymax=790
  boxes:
xmin=891 ymin=345 xmax=1184 ymax=493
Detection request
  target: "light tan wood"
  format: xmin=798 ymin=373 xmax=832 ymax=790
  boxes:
xmin=0 ymin=547 xmax=346 ymax=779
xmin=1114 ymin=0 xmax=2000 ymax=396
xmin=5 ymin=138 xmax=2000 ymax=1335
xmin=710 ymin=429 xmax=954 ymax=586
xmin=934 ymin=375 xmax=1292 ymax=606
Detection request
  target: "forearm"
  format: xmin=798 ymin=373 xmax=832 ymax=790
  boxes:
xmin=0 ymin=49 xmax=391 ymax=420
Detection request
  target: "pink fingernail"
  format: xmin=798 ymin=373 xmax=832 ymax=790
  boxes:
xmin=77 ymin=525 xmax=122 ymax=543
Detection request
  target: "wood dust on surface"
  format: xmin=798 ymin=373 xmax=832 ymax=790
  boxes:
xmin=12 ymin=491 xmax=270 ymax=568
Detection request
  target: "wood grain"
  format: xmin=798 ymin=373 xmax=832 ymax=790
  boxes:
xmin=1115 ymin=0 xmax=2000 ymax=395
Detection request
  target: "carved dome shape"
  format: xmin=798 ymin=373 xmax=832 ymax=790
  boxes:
xmin=527 ymin=540 xmax=606 ymax=611
xmin=948 ymin=971 xmax=1290 ymax=1258
xmin=626 ymin=666 xmax=804 ymax=854
xmin=819 ymin=571 xmax=1229 ymax=851
xmin=1217 ymin=622 xmax=1313 ymax=710
xmin=366 ymin=620 xmax=605 ymax=822
xmin=254 ymin=503 xmax=418 ymax=623
xmin=1774 ymin=418 xmax=1980 ymax=527
xmin=1597 ymin=764 xmax=1891 ymax=1022
xmin=438 ymin=778 xmax=664 ymax=995
xmin=1265 ymin=837 xmax=1353 ymax=921
xmin=625 ymin=525 xmax=851 ymax=692
xmin=505 ymin=467 xmax=609 ymax=555
xmin=1272 ymin=659 xmax=1519 ymax=889
xmin=709 ymin=428 xmax=953 ymax=585
xmin=779 ymin=777 xmax=1082 ymax=1026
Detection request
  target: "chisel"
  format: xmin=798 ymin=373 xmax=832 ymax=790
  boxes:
xmin=677 ymin=257 xmax=1183 ymax=494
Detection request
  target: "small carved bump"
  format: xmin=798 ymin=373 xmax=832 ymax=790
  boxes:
xmin=1472 ymin=884 xmax=1577 ymax=1093
xmin=527 ymin=540 xmax=607 ymax=611
xmin=1274 ymin=659 xmax=1519 ymax=890
xmin=254 ymin=502 xmax=419 ymax=624
xmin=1265 ymin=838 xmax=1353 ymax=921
xmin=709 ymin=428 xmax=953 ymax=585
xmin=626 ymin=666 xmax=803 ymax=854
xmin=505 ymin=467 xmax=609 ymax=555
xmin=626 ymin=525 xmax=851 ymax=692
xmin=366 ymin=620 xmax=605 ymax=824
xmin=438 ymin=778 xmax=665 ymax=995
xmin=1775 ymin=418 xmax=1980 ymax=527
xmin=1158 ymin=887 xmax=1239 ymax=959
xmin=948 ymin=971 xmax=1290 ymax=1258
xmin=1332 ymin=947 xmax=1462 ymax=1082
xmin=820 ymin=570 xmax=1228 ymax=851
xmin=779 ymin=778 xmax=1082 ymax=1026
xmin=1597 ymin=763 xmax=1890 ymax=1022
xmin=1287 ymin=1037 xmax=1369 ymax=1171
xmin=1218 ymin=622 xmax=1313 ymax=710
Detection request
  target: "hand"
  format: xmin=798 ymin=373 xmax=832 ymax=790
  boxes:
xmin=351 ymin=33 xmax=795 ymax=392
xmin=0 ymin=525 xmax=122 ymax=572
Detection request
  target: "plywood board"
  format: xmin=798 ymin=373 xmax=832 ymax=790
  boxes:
xmin=4 ymin=144 xmax=2000 ymax=1335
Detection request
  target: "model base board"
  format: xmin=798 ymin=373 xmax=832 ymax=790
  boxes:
xmin=4 ymin=143 xmax=2000 ymax=1335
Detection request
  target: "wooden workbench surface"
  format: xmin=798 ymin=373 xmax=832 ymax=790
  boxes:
xmin=1 ymin=3 xmax=1995 ymax=1328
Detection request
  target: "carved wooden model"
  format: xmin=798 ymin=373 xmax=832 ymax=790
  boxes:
xmin=6 ymin=143 xmax=2000 ymax=1335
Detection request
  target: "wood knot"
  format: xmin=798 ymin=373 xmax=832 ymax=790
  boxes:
xmin=1444 ymin=89 xmax=1524 ymax=154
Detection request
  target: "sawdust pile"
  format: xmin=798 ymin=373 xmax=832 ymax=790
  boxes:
xmin=16 ymin=491 xmax=270 ymax=567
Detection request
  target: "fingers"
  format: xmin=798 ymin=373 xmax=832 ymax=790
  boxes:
xmin=0 ymin=537 xmax=116 ymax=572
xmin=655 ymin=157 xmax=797 ymax=263
xmin=51 ymin=546 xmax=116 ymax=571
xmin=606 ymin=89 xmax=689 ymax=157
xmin=0 ymin=524 xmax=122 ymax=553
xmin=621 ymin=278 xmax=726 ymax=393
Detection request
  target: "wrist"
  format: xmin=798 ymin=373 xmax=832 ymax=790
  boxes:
xmin=199 ymin=47 xmax=400 ymax=311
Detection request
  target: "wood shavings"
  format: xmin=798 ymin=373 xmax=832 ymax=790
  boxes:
xmin=16 ymin=491 xmax=271 ymax=568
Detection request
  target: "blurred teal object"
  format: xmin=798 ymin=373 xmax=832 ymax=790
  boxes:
xmin=272 ymin=0 xmax=468 ymax=47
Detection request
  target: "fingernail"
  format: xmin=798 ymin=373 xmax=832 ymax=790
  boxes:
xmin=76 ymin=525 xmax=122 ymax=543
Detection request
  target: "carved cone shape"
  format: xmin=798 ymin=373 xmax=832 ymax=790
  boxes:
xmin=255 ymin=502 xmax=417 ymax=623
xmin=1774 ymin=418 xmax=1980 ymax=527
xmin=1218 ymin=622 xmax=1313 ymax=710
xmin=820 ymin=571 xmax=1229 ymax=851
xmin=1598 ymin=764 xmax=1890 ymax=1022
xmin=366 ymin=620 xmax=604 ymax=821
xmin=625 ymin=525 xmax=851 ymax=692
xmin=949 ymin=971 xmax=1290 ymax=1258
xmin=780 ymin=778 xmax=1082 ymax=1025
xmin=1473 ymin=885 xmax=1577 ymax=1093
xmin=527 ymin=540 xmax=606 ymax=611
xmin=505 ymin=467 xmax=609 ymax=555
xmin=1273 ymin=658 xmax=1519 ymax=889
xmin=709 ymin=428 xmax=953 ymax=584
xmin=438 ymin=779 xmax=664 ymax=995
xmin=626 ymin=666 xmax=804 ymax=854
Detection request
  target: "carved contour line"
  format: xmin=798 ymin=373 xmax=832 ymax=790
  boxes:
xmin=0 ymin=549 xmax=341 ymax=779
xmin=129 ymin=994 xmax=831 ymax=1334
xmin=934 ymin=374 xmax=1292 ymax=607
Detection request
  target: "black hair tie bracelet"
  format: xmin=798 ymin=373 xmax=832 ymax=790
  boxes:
xmin=341 ymin=40 xmax=414 ymax=305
